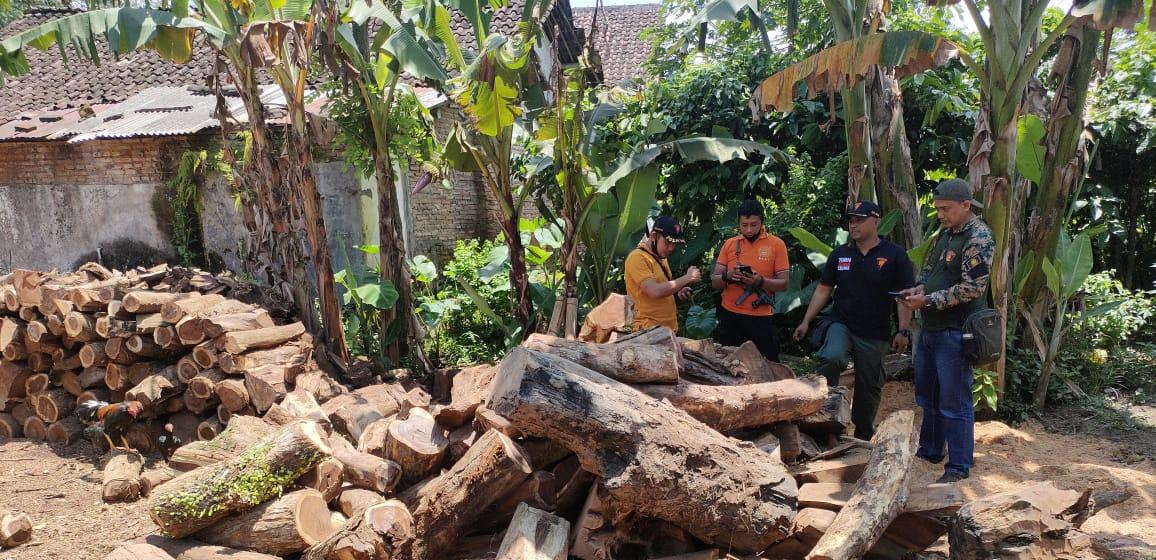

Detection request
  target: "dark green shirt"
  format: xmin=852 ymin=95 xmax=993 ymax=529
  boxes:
xmin=918 ymin=215 xmax=995 ymax=331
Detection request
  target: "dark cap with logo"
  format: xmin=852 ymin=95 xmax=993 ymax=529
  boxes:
xmin=933 ymin=178 xmax=984 ymax=208
xmin=846 ymin=200 xmax=882 ymax=218
xmin=650 ymin=216 xmax=686 ymax=243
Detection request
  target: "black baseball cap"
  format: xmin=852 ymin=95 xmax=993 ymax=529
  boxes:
xmin=847 ymin=200 xmax=882 ymax=218
xmin=650 ymin=216 xmax=686 ymax=243
xmin=934 ymin=178 xmax=984 ymax=208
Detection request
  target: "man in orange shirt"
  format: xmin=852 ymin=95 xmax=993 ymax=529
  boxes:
xmin=624 ymin=216 xmax=701 ymax=333
xmin=710 ymin=200 xmax=790 ymax=360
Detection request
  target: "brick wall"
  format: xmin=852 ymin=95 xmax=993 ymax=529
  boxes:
xmin=0 ymin=138 xmax=187 ymax=186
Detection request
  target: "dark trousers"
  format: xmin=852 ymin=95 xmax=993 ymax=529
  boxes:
xmin=814 ymin=322 xmax=888 ymax=440
xmin=714 ymin=307 xmax=779 ymax=362
xmin=914 ymin=328 xmax=975 ymax=477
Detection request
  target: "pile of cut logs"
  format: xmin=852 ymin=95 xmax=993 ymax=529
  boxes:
xmin=0 ymin=273 xmax=1127 ymax=559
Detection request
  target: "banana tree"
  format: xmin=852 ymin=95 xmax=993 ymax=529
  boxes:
xmin=319 ymin=0 xmax=449 ymax=366
xmin=419 ymin=0 xmax=553 ymax=337
xmin=0 ymin=0 xmax=350 ymax=359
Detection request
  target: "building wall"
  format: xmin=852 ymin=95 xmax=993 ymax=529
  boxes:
xmin=0 ymin=138 xmax=184 ymax=272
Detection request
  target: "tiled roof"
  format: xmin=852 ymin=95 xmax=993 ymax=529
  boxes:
xmin=0 ymin=8 xmax=215 ymax=124
xmin=573 ymin=3 xmax=659 ymax=84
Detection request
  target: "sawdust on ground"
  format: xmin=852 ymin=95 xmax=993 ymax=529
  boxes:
xmin=0 ymin=381 xmax=1154 ymax=559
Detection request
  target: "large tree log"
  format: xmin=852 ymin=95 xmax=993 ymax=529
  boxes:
xmin=102 ymin=449 xmax=144 ymax=503
xmin=385 ymin=408 xmax=448 ymax=485
xmin=161 ymin=294 xmax=228 ymax=324
xmin=125 ymin=365 xmax=182 ymax=408
xmin=201 ymin=310 xmax=275 ymax=339
xmin=401 ymin=430 xmax=533 ymax=560
xmin=223 ymin=322 xmax=306 ymax=354
xmin=295 ymin=369 xmax=346 ymax=404
xmin=796 ymin=386 xmax=854 ymax=437
xmin=475 ymin=470 xmax=557 ymax=534
xmin=948 ymin=482 xmax=1098 ymax=559
xmin=215 ymin=378 xmax=250 ymax=412
xmin=149 ymin=420 xmax=332 ymax=537
xmin=192 ymin=341 xmax=218 ymax=369
xmin=168 ymin=416 xmax=278 ymax=471
xmin=329 ymin=435 xmax=403 ymax=493
xmin=175 ymin=300 xmax=255 ymax=345
xmin=122 ymin=291 xmax=193 ymax=314
xmin=245 ymin=365 xmax=288 ymax=413
xmin=51 ymin=348 xmax=83 ymax=371
xmin=80 ymin=365 xmax=107 ymax=389
xmin=219 ymin=343 xmax=311 ymax=377
xmin=197 ymin=417 xmax=223 ymax=441
xmin=104 ymin=535 xmax=280 ymax=560
xmin=196 ymin=488 xmax=336 ymax=555
xmin=36 ymin=388 xmax=75 ymax=422
xmin=174 ymin=356 xmax=200 ymax=384
xmin=355 ymin=417 xmax=395 ymax=456
xmin=434 ymin=364 xmax=497 ymax=429
xmin=806 ymin=411 xmax=915 ymax=560
xmin=297 ymin=457 xmax=344 ymax=502
xmin=487 ymin=348 xmax=798 ymax=552
xmin=791 ymin=447 xmax=873 ymax=484
xmin=264 ymin=388 xmax=328 ymax=426
xmin=494 ymin=503 xmax=569 ymax=560
xmin=322 ymin=384 xmax=404 ymax=441
xmin=188 ymin=368 xmax=227 ymax=399
xmin=522 ymin=334 xmax=679 ymax=384
xmin=722 ymin=341 xmax=796 ymax=383
xmin=336 ymin=488 xmax=386 ymax=518
xmin=637 ymin=376 xmax=828 ymax=432
xmin=302 ymin=500 xmax=413 ymax=560
xmin=184 ymin=391 xmax=219 ymax=416
xmin=0 ymin=413 xmax=23 ymax=439
xmin=0 ymin=361 xmax=30 ymax=401
xmin=127 ymin=335 xmax=179 ymax=359
xmin=64 ymin=311 xmax=101 ymax=342
xmin=139 ymin=466 xmax=181 ymax=497
xmin=22 ymin=415 xmax=47 ymax=441
xmin=47 ymin=416 xmax=83 ymax=445
xmin=578 ymin=293 xmax=633 ymax=343
xmin=0 ymin=510 xmax=33 ymax=549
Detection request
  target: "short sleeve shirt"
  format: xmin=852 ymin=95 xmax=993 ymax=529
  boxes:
xmin=716 ymin=231 xmax=790 ymax=316
xmin=624 ymin=248 xmax=679 ymax=332
xmin=820 ymin=239 xmax=915 ymax=340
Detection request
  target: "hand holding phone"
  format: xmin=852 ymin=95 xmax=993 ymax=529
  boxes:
xmin=888 ymin=291 xmax=907 ymax=298
xmin=736 ymin=265 xmax=753 ymax=275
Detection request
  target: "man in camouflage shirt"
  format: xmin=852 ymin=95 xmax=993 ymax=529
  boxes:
xmin=899 ymin=178 xmax=995 ymax=483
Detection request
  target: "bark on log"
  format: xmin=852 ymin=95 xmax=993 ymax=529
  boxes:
xmin=223 ymin=322 xmax=306 ymax=354
xmin=51 ymin=348 xmax=83 ymax=371
xmin=295 ymin=370 xmax=345 ymax=404
xmin=102 ymin=449 xmax=145 ymax=503
xmin=0 ymin=510 xmax=33 ymax=549
xmin=197 ymin=417 xmax=223 ymax=441
xmin=0 ymin=361 xmax=30 ymax=401
xmin=297 ymin=457 xmax=344 ymax=502
xmin=301 ymin=500 xmax=413 ymax=560
xmin=59 ymin=370 xmax=83 ymax=396
xmin=323 ymin=385 xmax=403 ymax=442
xmin=200 ymin=310 xmax=275 ymax=338
xmin=22 ymin=415 xmax=47 ymax=441
xmin=494 ymin=503 xmax=569 ymax=560
xmin=80 ymin=365 xmax=107 ymax=388
xmin=219 ymin=343 xmax=311 ymax=377
xmin=127 ymin=335 xmax=178 ymax=359
xmin=0 ymin=413 xmax=22 ymax=438
xmin=446 ymin=424 xmax=478 ymax=465
xmin=104 ymin=535 xmax=281 ymax=560
xmin=336 ymin=488 xmax=386 ymax=518
xmin=1 ymin=341 xmax=27 ymax=361
xmin=122 ymin=291 xmax=193 ymax=314
xmin=135 ymin=313 xmax=166 ymax=334
xmin=127 ymin=361 xmax=169 ymax=386
xmin=168 ymin=416 xmax=278 ymax=470
xmin=47 ymin=416 xmax=83 ymax=445
xmin=796 ymin=386 xmax=854 ymax=437
xmin=806 ymin=411 xmax=915 ymax=560
xmin=723 ymin=341 xmax=796 ymax=383
xmin=637 ymin=376 xmax=828 ymax=432
xmin=64 ymin=311 xmax=101 ymax=342
xmin=578 ymin=293 xmax=633 ymax=343
xmin=947 ymin=482 xmax=1095 ymax=560
xmin=487 ymin=348 xmax=798 ymax=552
xmin=10 ymin=402 xmax=34 ymax=425
xmin=161 ymin=294 xmax=228 ymax=324
xmin=192 ymin=341 xmax=218 ymax=369
xmin=215 ymin=378 xmax=250 ymax=412
xmin=356 ymin=417 xmax=395 ymax=456
xmin=148 ymin=420 xmax=332 ymax=538
xmin=330 ymin=435 xmax=403 ymax=493
xmin=522 ymin=334 xmax=680 ymax=384
xmin=195 ymin=488 xmax=336 ymax=555
xmin=401 ymin=430 xmax=533 ymax=560
xmin=791 ymin=448 xmax=873 ymax=484
xmin=125 ymin=365 xmax=182 ymax=408
xmin=36 ymin=388 xmax=75 ymax=422
xmin=187 ymin=368 xmax=227 ymax=399
xmin=183 ymin=391 xmax=218 ymax=416
xmin=140 ymin=466 xmax=180 ymax=497
xmin=610 ymin=325 xmax=674 ymax=346
xmin=385 ymin=408 xmax=448 ymax=485
xmin=245 ymin=365 xmax=288 ymax=413
xmin=434 ymin=364 xmax=497 ymax=429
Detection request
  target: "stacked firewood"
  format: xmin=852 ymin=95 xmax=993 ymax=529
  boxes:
xmin=0 ymin=265 xmax=326 ymax=461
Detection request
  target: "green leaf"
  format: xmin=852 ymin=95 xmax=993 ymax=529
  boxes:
xmin=409 ymin=255 xmax=438 ymax=284
xmin=1013 ymin=250 xmax=1036 ymax=297
xmin=442 ymin=126 xmax=481 ymax=172
xmin=1080 ymin=299 xmax=1126 ymax=319
xmin=788 ymin=227 xmax=833 ymax=257
xmin=345 ymin=0 xmax=449 ymax=84
xmin=1015 ymin=114 xmax=1046 ymax=185
xmin=683 ymin=305 xmax=718 ymax=339
xmin=611 ymin=167 xmax=661 ymax=257
xmin=354 ymin=281 xmax=399 ymax=310
xmin=1059 ymin=233 xmax=1094 ymax=299
xmin=467 ymin=73 xmax=519 ymax=136
xmin=596 ymin=137 xmax=788 ymax=194
xmin=878 ymin=208 xmax=902 ymax=236
xmin=1041 ymin=257 xmax=1061 ymax=297
xmin=908 ymin=229 xmax=940 ymax=266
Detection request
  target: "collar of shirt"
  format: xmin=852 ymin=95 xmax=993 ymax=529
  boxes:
xmin=949 ymin=214 xmax=982 ymax=234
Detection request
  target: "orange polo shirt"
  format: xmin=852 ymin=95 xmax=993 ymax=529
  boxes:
xmin=716 ymin=230 xmax=789 ymax=316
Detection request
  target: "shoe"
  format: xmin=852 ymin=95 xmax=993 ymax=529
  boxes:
xmin=934 ymin=471 xmax=968 ymax=484
xmin=916 ymin=452 xmax=944 ymax=465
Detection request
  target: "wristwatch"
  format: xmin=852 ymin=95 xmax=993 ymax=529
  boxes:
xmin=897 ymin=329 xmax=911 ymax=338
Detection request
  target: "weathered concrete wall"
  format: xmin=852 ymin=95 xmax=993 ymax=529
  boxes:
xmin=0 ymin=138 xmax=183 ymax=272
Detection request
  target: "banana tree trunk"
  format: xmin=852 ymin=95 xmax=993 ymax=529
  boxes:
xmin=869 ymin=67 xmax=922 ymax=249
xmin=979 ymin=100 xmax=1019 ymax=393
xmin=1025 ymin=24 xmax=1101 ymax=263
xmin=370 ymin=148 xmax=411 ymax=364
xmin=843 ymin=82 xmax=878 ymax=205
xmin=498 ymin=193 xmax=534 ymax=338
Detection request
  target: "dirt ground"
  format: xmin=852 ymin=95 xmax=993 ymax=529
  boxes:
xmin=1 ymin=381 xmax=1155 ymax=559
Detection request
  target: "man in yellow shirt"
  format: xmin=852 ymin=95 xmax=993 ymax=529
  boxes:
xmin=710 ymin=200 xmax=790 ymax=360
xmin=624 ymin=216 xmax=701 ymax=333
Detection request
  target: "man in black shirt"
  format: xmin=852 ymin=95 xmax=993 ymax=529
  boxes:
xmin=793 ymin=201 xmax=915 ymax=440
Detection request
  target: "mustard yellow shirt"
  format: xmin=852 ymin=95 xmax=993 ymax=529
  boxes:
xmin=624 ymin=247 xmax=678 ymax=333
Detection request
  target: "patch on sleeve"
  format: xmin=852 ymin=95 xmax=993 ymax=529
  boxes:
xmin=969 ymin=261 xmax=990 ymax=278
xmin=966 ymin=256 xmax=980 ymax=268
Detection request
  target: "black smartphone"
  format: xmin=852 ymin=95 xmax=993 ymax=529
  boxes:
xmin=736 ymin=265 xmax=753 ymax=275
xmin=888 ymin=291 xmax=907 ymax=297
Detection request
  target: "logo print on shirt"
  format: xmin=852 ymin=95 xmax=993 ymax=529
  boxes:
xmin=758 ymin=248 xmax=769 ymax=261
xmin=876 ymin=257 xmax=888 ymax=270
xmin=837 ymin=257 xmax=852 ymax=271
xmin=945 ymin=250 xmax=956 ymax=263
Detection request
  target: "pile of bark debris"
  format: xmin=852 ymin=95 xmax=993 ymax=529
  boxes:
xmin=0 ymin=272 xmax=1126 ymax=559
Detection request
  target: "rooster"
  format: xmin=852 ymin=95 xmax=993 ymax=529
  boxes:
xmin=157 ymin=423 xmax=182 ymax=462
xmin=77 ymin=400 xmax=144 ymax=450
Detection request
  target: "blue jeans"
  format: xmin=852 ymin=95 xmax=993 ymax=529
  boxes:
xmin=914 ymin=328 xmax=974 ymax=476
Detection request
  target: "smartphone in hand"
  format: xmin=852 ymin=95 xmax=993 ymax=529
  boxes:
xmin=888 ymin=291 xmax=907 ymax=298
xmin=736 ymin=265 xmax=753 ymax=275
